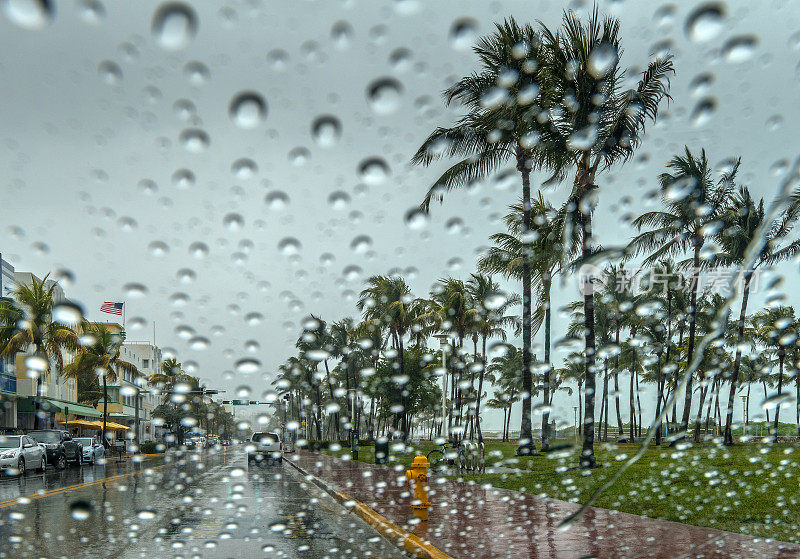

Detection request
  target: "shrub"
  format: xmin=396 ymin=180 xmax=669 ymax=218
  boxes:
xmin=140 ymin=441 xmax=165 ymax=454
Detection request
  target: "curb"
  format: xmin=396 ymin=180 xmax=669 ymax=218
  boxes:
xmin=284 ymin=456 xmax=452 ymax=559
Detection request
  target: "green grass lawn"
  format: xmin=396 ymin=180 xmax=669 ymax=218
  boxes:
xmin=318 ymin=438 xmax=800 ymax=543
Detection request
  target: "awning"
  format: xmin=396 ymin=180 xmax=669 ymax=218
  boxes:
xmin=18 ymin=397 xmax=103 ymax=418
xmin=104 ymin=421 xmax=130 ymax=431
xmin=58 ymin=419 xmax=98 ymax=429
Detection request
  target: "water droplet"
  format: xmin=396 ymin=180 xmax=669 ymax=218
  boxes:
xmin=328 ymin=191 xmax=350 ymax=209
xmin=151 ymin=2 xmax=197 ymax=51
xmin=267 ymin=49 xmax=289 ymax=71
xmin=183 ymin=60 xmax=209 ymax=85
xmin=245 ymin=312 xmax=263 ymax=326
xmin=223 ymin=213 xmax=244 ymax=231
xmin=179 ymin=128 xmax=209 ymax=152
xmin=188 ymin=241 xmax=209 ymax=259
xmin=123 ymin=283 xmax=148 ymax=298
xmin=173 ymin=99 xmax=196 ymax=120
xmin=311 ymin=115 xmax=342 ymax=147
xmin=3 ymin=0 xmax=53 ymax=30
xmin=450 ymin=17 xmax=477 ymax=50
xmin=389 ymin=47 xmax=412 ymax=71
xmin=330 ymin=20 xmax=353 ymax=49
xmin=171 ymin=169 xmax=195 ymax=189
xmin=350 ymin=235 xmax=372 ymax=253
xmin=52 ymin=302 xmax=83 ymax=325
xmin=691 ymin=98 xmax=716 ymax=127
xmin=244 ymin=340 xmax=260 ymax=353
xmin=358 ymin=157 xmax=390 ymax=185
xmin=404 ymin=208 xmax=428 ymax=230
xmin=69 ymin=500 xmax=93 ymax=521
xmin=229 ymin=91 xmax=267 ymax=129
xmin=136 ymin=509 xmax=157 ymax=520
xmin=685 ymin=3 xmax=725 ymax=43
xmin=235 ymin=358 xmax=261 ymax=375
xmin=265 ymin=190 xmax=289 ymax=210
xmin=366 ymin=78 xmax=403 ymax=114
xmin=189 ymin=336 xmax=209 ymax=351
xmin=231 ymin=158 xmax=257 ymax=179
xmin=288 ymin=147 xmax=310 ymax=166
xmin=78 ymin=0 xmax=103 ymax=24
xmin=268 ymin=521 xmax=287 ymax=532
xmin=445 ymin=217 xmax=464 ymax=234
xmin=721 ymin=35 xmax=758 ymax=63
xmin=588 ymin=43 xmax=618 ymax=78
xmin=278 ymin=237 xmax=301 ymax=255
xmin=97 ymin=60 xmax=122 ymax=86
xmin=306 ymin=349 xmax=331 ymax=361
xmin=176 ymin=268 xmax=196 ymax=283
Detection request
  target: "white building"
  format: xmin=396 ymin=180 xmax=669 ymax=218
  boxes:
xmin=121 ymin=341 xmax=163 ymax=442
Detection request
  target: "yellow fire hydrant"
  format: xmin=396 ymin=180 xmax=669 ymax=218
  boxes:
xmin=405 ymin=455 xmax=431 ymax=521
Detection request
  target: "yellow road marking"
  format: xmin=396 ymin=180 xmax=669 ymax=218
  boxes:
xmin=0 ymin=461 xmax=174 ymax=509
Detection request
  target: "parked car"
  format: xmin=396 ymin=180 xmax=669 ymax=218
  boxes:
xmin=247 ymin=432 xmax=282 ymax=465
xmin=27 ymin=430 xmax=83 ymax=469
xmin=0 ymin=435 xmax=46 ymax=475
xmin=74 ymin=437 xmax=105 ymax=464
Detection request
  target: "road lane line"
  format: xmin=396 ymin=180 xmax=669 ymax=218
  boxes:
xmin=0 ymin=462 xmax=175 ymax=509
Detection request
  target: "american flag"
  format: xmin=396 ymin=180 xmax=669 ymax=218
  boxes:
xmin=100 ymin=302 xmax=123 ymax=316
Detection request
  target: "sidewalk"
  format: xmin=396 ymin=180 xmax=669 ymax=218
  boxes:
xmin=288 ymin=450 xmax=800 ymax=558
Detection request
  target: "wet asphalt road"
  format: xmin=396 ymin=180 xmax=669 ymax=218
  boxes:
xmin=0 ymin=446 xmax=406 ymax=558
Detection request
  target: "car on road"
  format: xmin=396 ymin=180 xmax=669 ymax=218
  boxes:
xmin=75 ymin=437 xmax=105 ymax=464
xmin=27 ymin=430 xmax=83 ymax=469
xmin=0 ymin=435 xmax=46 ymax=475
xmin=247 ymin=432 xmax=282 ymax=465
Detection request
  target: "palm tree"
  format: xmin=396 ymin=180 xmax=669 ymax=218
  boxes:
xmin=539 ymin=9 xmax=674 ymax=467
xmin=64 ymin=323 xmax=138 ymax=444
xmin=466 ymin=273 xmax=520 ymax=443
xmin=148 ymin=357 xmax=185 ymax=402
xmin=749 ymin=307 xmax=798 ymax=441
xmin=718 ymin=186 xmax=800 ymax=444
xmin=487 ymin=345 xmax=524 ymax=441
xmin=0 ymin=274 xmax=79 ymax=428
xmin=412 ymin=18 xmax=566 ymax=455
xmin=627 ymin=148 xmax=737 ymax=441
xmin=478 ymin=196 xmax=576 ymax=450
xmin=357 ymin=275 xmax=425 ymax=440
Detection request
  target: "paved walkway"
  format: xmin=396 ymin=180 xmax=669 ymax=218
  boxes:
xmin=288 ymin=451 xmax=800 ymax=558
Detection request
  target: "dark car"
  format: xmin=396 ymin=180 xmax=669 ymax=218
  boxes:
xmin=27 ymin=430 xmax=83 ymax=469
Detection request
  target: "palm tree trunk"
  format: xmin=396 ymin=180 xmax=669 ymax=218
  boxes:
xmin=629 ymin=326 xmax=637 ymax=441
xmin=679 ymin=245 xmax=702 ymax=440
xmin=398 ymin=336 xmax=408 ymax=441
xmin=540 ymin=280 xmax=552 ymax=451
xmin=578 ymin=380 xmax=583 ymax=436
xmin=635 ymin=367 xmax=643 ymax=438
xmin=602 ymin=360 xmax=609 ymax=442
xmin=654 ymin=352 xmax=664 ymax=445
xmin=517 ymin=153 xmax=535 ymax=456
xmin=580 ymin=209 xmax=597 ymax=467
xmin=763 ymin=380 xmax=771 ymax=425
xmin=614 ymin=327 xmax=623 ymax=437
xmin=724 ymin=274 xmax=752 ymax=444
xmin=693 ymin=383 xmax=709 ymax=442
xmin=476 ymin=335 xmax=488 ymax=443
xmin=773 ymin=350 xmax=785 ymax=442
xmin=102 ymin=375 xmax=108 ymax=446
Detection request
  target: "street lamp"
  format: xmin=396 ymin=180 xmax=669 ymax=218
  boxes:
xmin=434 ymin=334 xmax=450 ymax=441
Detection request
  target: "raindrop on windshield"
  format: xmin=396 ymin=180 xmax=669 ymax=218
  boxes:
xmin=151 ymin=2 xmax=197 ymax=50
xmin=229 ymin=91 xmax=267 ymax=129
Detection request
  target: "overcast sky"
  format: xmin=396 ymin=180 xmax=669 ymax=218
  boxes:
xmin=1 ymin=0 xmax=798 ymax=431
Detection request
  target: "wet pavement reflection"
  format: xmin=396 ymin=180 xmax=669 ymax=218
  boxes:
xmin=0 ymin=446 xmax=405 ymax=559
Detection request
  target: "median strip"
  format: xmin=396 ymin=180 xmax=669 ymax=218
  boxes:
xmin=284 ymin=457 xmax=451 ymax=559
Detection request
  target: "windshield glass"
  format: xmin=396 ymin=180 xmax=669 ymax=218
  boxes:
xmin=1 ymin=2 xmax=799 ymax=557
xmin=75 ymin=438 xmax=94 ymax=446
xmin=27 ymin=432 xmax=60 ymax=444
xmin=0 ymin=436 xmax=21 ymax=449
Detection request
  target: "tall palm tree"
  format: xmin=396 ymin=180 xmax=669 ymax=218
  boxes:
xmin=749 ymin=306 xmax=798 ymax=442
xmin=466 ymin=273 xmax=520 ymax=443
xmin=64 ymin=323 xmax=138 ymax=444
xmin=540 ymin=9 xmax=674 ymax=467
xmin=0 ymin=274 xmax=79 ymax=428
xmin=357 ymin=275 xmax=425 ymax=440
xmin=487 ymin=345 xmax=525 ymax=441
xmin=627 ymin=148 xmax=736 ymax=441
xmin=412 ymin=18 xmax=566 ymax=455
xmin=717 ymin=186 xmax=800 ymax=444
xmin=478 ymin=196 xmax=576 ymax=450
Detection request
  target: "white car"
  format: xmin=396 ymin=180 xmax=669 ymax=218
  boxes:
xmin=75 ymin=437 xmax=105 ymax=464
xmin=247 ymin=432 xmax=282 ymax=464
xmin=0 ymin=435 xmax=46 ymax=475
